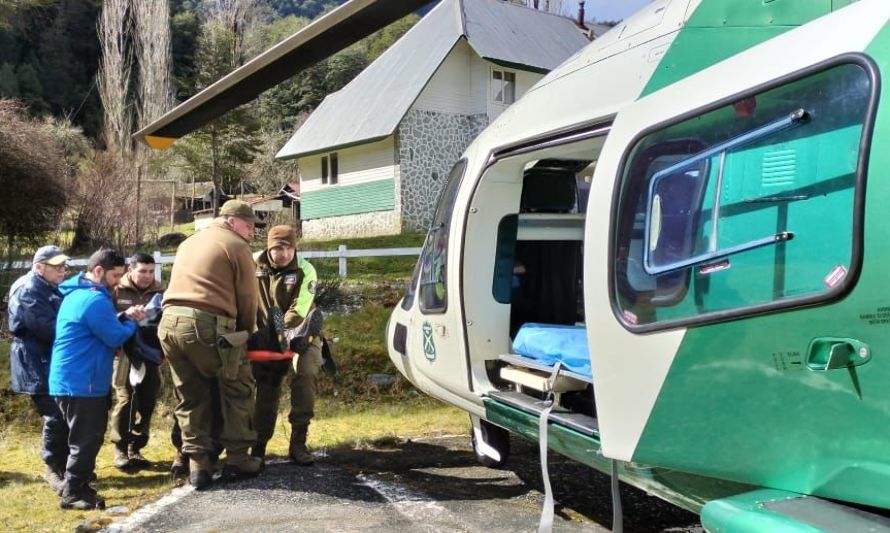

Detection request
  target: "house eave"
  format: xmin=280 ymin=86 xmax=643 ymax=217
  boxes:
xmin=276 ymin=133 xmax=393 ymax=161
xmin=483 ymin=57 xmax=550 ymax=75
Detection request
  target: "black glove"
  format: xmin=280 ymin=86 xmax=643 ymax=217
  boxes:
xmin=321 ymin=336 xmax=337 ymax=376
xmin=287 ymin=308 xmax=324 ymax=354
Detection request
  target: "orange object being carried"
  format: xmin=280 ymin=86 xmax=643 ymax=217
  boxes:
xmin=246 ymin=349 xmax=294 ymax=362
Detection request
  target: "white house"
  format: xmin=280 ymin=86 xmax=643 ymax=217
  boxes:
xmin=276 ymin=0 xmax=590 ymax=239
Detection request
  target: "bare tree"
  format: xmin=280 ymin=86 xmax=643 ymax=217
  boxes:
xmin=191 ymin=0 xmax=261 ymax=216
xmin=97 ymin=0 xmax=134 ymax=154
xmin=133 ymin=0 xmax=174 ymax=243
xmin=202 ymin=0 xmax=261 ymax=67
xmin=0 ymin=100 xmax=69 ymax=264
xmin=133 ymin=0 xmax=173 ymax=127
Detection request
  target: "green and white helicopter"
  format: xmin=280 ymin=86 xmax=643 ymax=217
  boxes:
xmin=139 ymin=0 xmax=890 ymax=530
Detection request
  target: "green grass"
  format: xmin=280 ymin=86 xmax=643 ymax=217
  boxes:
xmin=0 ymin=398 xmax=467 ymax=532
xmin=0 ymin=304 xmax=469 ymax=531
xmin=169 ymin=222 xmax=196 ymax=237
xmin=311 ymin=256 xmax=417 ymax=282
xmin=301 ymin=233 xmax=424 ymax=282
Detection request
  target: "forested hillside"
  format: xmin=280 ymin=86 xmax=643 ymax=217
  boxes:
xmin=0 ymin=0 xmax=104 ymax=137
xmin=269 ymin=0 xmax=343 ymax=19
xmin=0 ymin=0 xmax=421 ymax=257
xmin=0 ymin=0 xmax=371 ymax=139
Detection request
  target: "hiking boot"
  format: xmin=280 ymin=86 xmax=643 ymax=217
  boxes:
xmin=250 ymin=442 xmax=267 ymax=461
xmin=128 ymin=447 xmax=150 ymax=467
xmin=171 ymin=450 xmax=189 ymax=478
xmin=59 ymin=484 xmax=105 ymax=511
xmin=222 ymin=450 xmax=263 ymax=480
xmin=113 ymin=446 xmax=131 ymax=470
xmin=43 ymin=465 xmax=65 ymax=496
xmin=189 ymin=454 xmax=213 ymax=490
xmin=288 ymin=425 xmax=314 ymax=466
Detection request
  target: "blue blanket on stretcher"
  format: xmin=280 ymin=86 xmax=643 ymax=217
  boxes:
xmin=512 ymin=323 xmax=591 ymax=379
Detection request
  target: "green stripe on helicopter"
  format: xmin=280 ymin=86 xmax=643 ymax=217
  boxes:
xmin=641 ymin=1 xmax=841 ymax=98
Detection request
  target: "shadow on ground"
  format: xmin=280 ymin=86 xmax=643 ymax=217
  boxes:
xmin=300 ymin=435 xmax=701 ymax=532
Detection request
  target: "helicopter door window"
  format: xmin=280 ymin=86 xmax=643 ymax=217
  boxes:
xmin=419 ymin=159 xmax=467 ymax=313
xmin=643 ymin=110 xmax=807 ymax=276
xmin=613 ymin=61 xmax=874 ymax=331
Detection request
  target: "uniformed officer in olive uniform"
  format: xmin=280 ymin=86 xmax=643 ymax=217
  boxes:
xmin=248 ymin=225 xmax=322 ymax=465
xmin=110 ymin=252 xmax=165 ymax=470
xmin=158 ymin=200 xmax=264 ymax=489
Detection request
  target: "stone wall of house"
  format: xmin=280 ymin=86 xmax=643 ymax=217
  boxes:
xmin=397 ymin=109 xmax=489 ymax=232
xmin=301 ymin=210 xmax=402 ymax=240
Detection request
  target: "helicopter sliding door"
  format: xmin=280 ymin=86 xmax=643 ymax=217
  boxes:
xmin=587 ymin=2 xmax=890 ymax=508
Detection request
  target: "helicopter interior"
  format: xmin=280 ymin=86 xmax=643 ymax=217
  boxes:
xmin=463 ymin=134 xmax=606 ymax=434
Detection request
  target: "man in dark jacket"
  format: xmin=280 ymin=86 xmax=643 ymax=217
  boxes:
xmin=7 ymin=245 xmax=70 ymax=494
xmin=50 ymin=248 xmax=144 ymax=510
xmin=110 ymin=252 xmax=165 ymax=470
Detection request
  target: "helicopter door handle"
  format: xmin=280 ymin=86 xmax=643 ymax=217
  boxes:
xmin=806 ymin=337 xmax=870 ymax=371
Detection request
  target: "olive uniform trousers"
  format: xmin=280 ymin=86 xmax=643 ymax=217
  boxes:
xmin=109 ymin=356 xmax=161 ymax=452
xmin=251 ymin=339 xmax=323 ymax=445
xmin=158 ymin=306 xmax=256 ymax=456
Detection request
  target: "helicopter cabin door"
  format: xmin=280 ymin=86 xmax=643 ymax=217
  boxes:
xmin=586 ymin=3 xmax=890 ymax=506
xmin=408 ymin=160 xmax=472 ymax=401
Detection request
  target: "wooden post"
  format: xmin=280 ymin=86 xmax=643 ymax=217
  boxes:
xmin=338 ymin=244 xmax=347 ymax=278
xmin=135 ymin=159 xmax=143 ymax=249
xmin=170 ymin=180 xmax=176 ymax=231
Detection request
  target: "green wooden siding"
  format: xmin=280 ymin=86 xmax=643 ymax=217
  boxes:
xmin=300 ymin=179 xmax=396 ymax=220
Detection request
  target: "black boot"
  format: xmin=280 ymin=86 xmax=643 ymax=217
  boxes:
xmin=250 ymin=442 xmax=267 ymax=461
xmin=189 ymin=454 xmax=213 ymax=490
xmin=60 ymin=483 xmax=105 ymax=510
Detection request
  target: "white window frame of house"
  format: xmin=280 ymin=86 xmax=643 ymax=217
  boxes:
xmin=491 ymin=68 xmax=516 ymax=105
xmin=320 ymin=152 xmax=339 ymax=185
xmin=321 ymin=155 xmax=329 ymax=185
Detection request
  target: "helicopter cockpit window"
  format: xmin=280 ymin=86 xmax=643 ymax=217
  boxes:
xmin=419 ymin=159 xmax=467 ymax=313
xmin=613 ymin=61 xmax=874 ymax=330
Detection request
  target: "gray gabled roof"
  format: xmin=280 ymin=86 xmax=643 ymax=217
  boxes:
xmin=276 ymin=0 xmax=589 ymax=160
xmin=461 ymin=0 xmax=591 ymax=72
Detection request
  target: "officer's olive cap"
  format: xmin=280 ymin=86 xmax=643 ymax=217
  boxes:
xmin=220 ymin=199 xmax=265 ymax=226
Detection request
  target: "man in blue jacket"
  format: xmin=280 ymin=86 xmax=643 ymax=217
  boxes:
xmin=7 ymin=245 xmax=70 ymax=494
xmin=50 ymin=248 xmax=145 ymax=510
